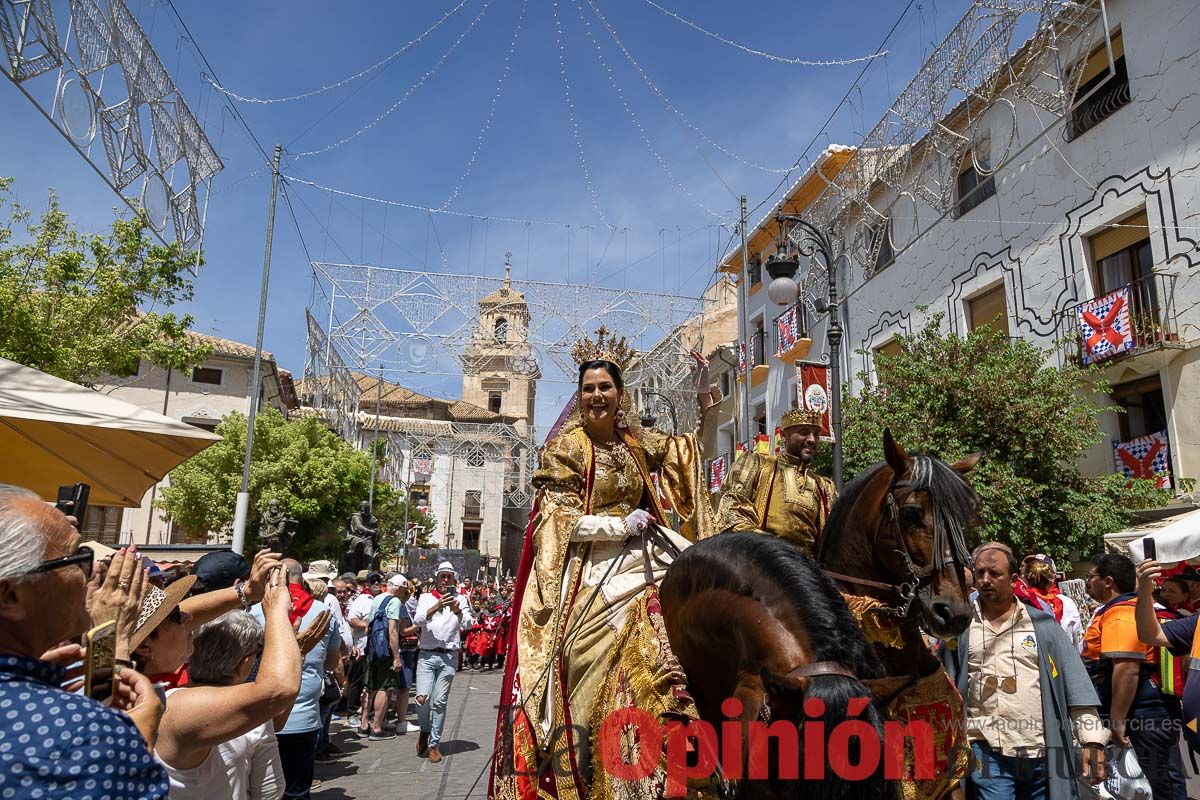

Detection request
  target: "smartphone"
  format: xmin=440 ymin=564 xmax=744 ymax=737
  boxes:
xmin=84 ymin=620 xmax=116 ymax=702
xmin=55 ymin=483 xmax=90 ymax=528
xmin=1143 ymin=537 xmax=1157 ymax=562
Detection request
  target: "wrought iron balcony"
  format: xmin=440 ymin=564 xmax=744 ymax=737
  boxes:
xmin=1056 ymin=272 xmax=1182 ymax=368
xmin=751 ymin=329 xmax=767 ymax=368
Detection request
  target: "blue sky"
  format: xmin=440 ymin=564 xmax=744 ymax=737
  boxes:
xmin=0 ymin=0 xmax=974 ymax=415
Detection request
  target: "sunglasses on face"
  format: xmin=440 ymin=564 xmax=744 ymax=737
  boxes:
xmin=29 ymin=546 xmax=93 ymax=579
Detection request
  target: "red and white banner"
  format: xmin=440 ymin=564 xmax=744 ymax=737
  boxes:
xmin=1113 ymin=430 xmax=1172 ymax=489
xmin=776 ymin=306 xmax=801 ymax=357
xmin=1078 ymin=287 xmax=1134 ymax=365
xmin=709 ymin=456 xmax=728 ymax=494
xmin=412 ymin=457 xmax=434 ymax=477
xmin=797 ymin=363 xmax=833 ymax=439
xmin=738 ymin=342 xmax=746 ymax=376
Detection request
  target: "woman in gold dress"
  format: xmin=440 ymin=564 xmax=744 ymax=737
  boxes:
xmin=490 ymin=327 xmax=719 ymax=800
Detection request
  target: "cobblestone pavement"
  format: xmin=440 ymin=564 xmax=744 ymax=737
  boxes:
xmin=314 ymin=666 xmax=502 ymax=800
xmin=314 ymin=665 xmax=1200 ymax=800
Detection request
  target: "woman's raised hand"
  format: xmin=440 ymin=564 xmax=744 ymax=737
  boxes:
xmin=261 ymin=566 xmax=290 ymax=619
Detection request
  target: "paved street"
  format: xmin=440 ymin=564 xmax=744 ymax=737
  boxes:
xmin=315 ymin=667 xmax=502 ymax=800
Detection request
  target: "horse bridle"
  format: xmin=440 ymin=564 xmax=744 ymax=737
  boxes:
xmin=823 ymin=473 xmax=942 ymax=619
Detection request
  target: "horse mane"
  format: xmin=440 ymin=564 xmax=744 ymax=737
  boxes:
xmin=668 ymin=532 xmax=884 ymax=679
xmin=816 ymin=457 xmax=977 ymax=572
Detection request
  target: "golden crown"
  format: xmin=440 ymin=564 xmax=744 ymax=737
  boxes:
xmin=570 ymin=325 xmax=636 ymax=371
xmin=781 ymin=408 xmax=823 ymax=429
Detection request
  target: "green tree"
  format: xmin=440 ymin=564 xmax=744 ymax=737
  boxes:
xmin=0 ymin=178 xmax=209 ymax=384
xmin=837 ymin=317 xmax=1168 ymax=562
xmin=157 ymin=408 xmax=387 ymax=562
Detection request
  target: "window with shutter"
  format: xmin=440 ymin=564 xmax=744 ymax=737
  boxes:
xmin=967 ymin=284 xmax=1009 ymax=336
xmin=1067 ymin=31 xmax=1129 ymax=140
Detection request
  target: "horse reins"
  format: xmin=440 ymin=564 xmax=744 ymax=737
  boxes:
xmin=823 ymin=472 xmax=945 ymax=619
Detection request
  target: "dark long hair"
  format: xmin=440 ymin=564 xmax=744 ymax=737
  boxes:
xmin=576 ymin=359 xmax=623 ymax=391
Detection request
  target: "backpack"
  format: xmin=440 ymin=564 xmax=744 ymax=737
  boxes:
xmin=366 ymin=595 xmax=396 ymax=663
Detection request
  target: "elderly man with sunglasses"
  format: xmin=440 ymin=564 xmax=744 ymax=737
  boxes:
xmin=942 ymin=542 xmax=1107 ymax=800
xmin=0 ymin=484 xmax=169 ymax=799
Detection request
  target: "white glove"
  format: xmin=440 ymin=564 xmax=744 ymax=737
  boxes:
xmin=624 ymin=509 xmax=655 ymax=537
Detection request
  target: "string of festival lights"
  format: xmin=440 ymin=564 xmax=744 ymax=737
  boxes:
xmin=552 ymin=0 xmax=617 ymax=230
xmin=204 ymin=0 xmax=475 ymax=104
xmin=585 ymin=0 xmax=802 ymax=175
xmin=440 ymin=0 xmax=530 ymax=211
xmin=571 ymin=0 xmax=731 ymax=221
xmin=636 ymin=0 xmax=889 ymax=66
xmin=289 ymin=0 xmax=494 ymax=159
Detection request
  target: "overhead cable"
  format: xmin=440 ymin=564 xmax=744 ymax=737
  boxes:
xmin=205 ymin=0 xmax=476 ymax=104
xmin=576 ymin=0 xmax=730 ymax=220
xmin=552 ymin=0 xmax=616 ymax=229
xmin=584 ymin=0 xmax=794 ymax=175
xmin=290 ymin=0 xmax=494 ymax=159
xmin=439 ymin=0 xmax=529 ymax=211
xmin=638 ymin=0 xmax=887 ymax=66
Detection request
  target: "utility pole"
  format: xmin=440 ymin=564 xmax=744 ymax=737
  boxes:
xmin=736 ymin=195 xmax=752 ymax=445
xmin=367 ymin=368 xmax=382 ymax=508
xmin=232 ymin=144 xmax=282 ymax=556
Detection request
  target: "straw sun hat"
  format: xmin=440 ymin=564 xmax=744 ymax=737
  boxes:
xmin=128 ymin=574 xmax=197 ymax=652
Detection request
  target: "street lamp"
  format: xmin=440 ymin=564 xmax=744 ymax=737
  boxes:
xmin=771 ymin=214 xmax=844 ymax=492
xmin=765 ymin=227 xmax=802 ymax=306
xmin=639 ymin=389 xmax=678 ymax=434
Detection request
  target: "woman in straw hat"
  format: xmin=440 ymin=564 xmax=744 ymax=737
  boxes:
xmin=153 ymin=566 xmax=304 ymax=800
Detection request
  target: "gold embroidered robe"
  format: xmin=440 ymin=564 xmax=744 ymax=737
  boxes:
xmin=717 ymin=449 xmax=836 ymax=555
xmin=499 ymin=424 xmax=714 ymax=799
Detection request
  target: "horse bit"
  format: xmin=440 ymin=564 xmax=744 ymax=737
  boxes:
xmin=823 ymin=475 xmax=940 ymax=619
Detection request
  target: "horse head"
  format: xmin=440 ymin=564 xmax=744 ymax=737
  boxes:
xmin=876 ymin=429 xmax=980 ymax=638
xmin=818 ymin=430 xmax=981 ymax=640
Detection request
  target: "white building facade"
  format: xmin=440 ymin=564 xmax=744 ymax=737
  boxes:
xmin=91 ymin=333 xmax=292 ymax=544
xmin=730 ymin=0 xmax=1200 ymax=489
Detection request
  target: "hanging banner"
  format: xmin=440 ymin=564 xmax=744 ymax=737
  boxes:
xmin=709 ymin=455 xmax=728 ymax=494
xmin=1078 ymin=287 xmax=1134 ymax=365
xmin=755 ymin=433 xmax=771 ymax=455
xmin=798 ymin=363 xmax=833 ymax=439
xmin=738 ymin=342 xmax=747 ymax=376
xmin=1113 ymin=430 xmax=1172 ymax=489
xmin=776 ymin=306 xmax=801 ymax=357
xmin=413 ymin=457 xmax=434 ymax=477
xmin=772 ymin=426 xmax=783 ymax=454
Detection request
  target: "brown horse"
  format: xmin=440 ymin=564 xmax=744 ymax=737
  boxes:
xmin=659 ymin=431 xmax=980 ymax=800
xmin=817 ymin=430 xmax=979 ymax=678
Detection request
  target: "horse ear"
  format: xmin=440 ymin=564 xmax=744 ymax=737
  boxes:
xmin=950 ymin=451 xmax=984 ymax=475
xmin=883 ymin=428 xmax=909 ymax=477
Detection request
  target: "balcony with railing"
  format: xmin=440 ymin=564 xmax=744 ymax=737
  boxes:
xmin=773 ymin=303 xmax=811 ymax=363
xmin=749 ymin=328 xmax=768 ymax=386
xmin=1056 ymin=272 xmax=1184 ymax=368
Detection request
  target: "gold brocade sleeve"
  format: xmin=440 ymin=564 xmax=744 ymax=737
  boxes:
xmin=640 ymin=428 xmax=716 ymax=542
xmin=717 ymin=451 xmax=765 ymax=532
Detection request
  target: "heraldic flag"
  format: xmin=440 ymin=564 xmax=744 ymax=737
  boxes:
xmin=797 ymin=363 xmax=833 ymax=439
xmin=709 ymin=455 xmax=727 ymax=494
xmin=1113 ymin=430 xmax=1172 ymax=489
xmin=1078 ymin=286 xmax=1134 ymax=365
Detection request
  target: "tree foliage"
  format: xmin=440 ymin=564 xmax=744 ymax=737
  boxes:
xmin=158 ymin=409 xmax=385 ymax=562
xmin=837 ymin=317 xmax=1168 ymax=562
xmin=0 ymin=178 xmax=209 ymax=384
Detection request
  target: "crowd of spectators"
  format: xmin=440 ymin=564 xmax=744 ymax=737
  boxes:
xmin=0 ymin=484 xmax=515 ymax=799
xmin=7 ymin=476 xmax=1200 ymax=800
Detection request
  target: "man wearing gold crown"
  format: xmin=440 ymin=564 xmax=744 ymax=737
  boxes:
xmin=717 ymin=407 xmax=836 ymax=554
xmin=489 ymin=327 xmax=720 ymax=800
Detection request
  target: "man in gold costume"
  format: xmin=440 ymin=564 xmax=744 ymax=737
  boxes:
xmin=717 ymin=407 xmax=836 ymax=554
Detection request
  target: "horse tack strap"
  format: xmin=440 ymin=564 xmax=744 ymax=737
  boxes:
xmin=784 ymin=660 xmax=858 ymax=681
xmin=822 ymin=569 xmax=900 ymax=595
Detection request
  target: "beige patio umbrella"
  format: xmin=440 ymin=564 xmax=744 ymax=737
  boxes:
xmin=0 ymin=358 xmax=221 ymax=506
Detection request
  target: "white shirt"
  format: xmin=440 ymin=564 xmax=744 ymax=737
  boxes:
xmin=159 ymin=693 xmax=282 ymax=800
xmin=347 ymin=592 xmax=375 ymax=649
xmin=413 ymin=591 xmax=475 ymax=650
xmin=323 ymin=594 xmax=351 ymax=651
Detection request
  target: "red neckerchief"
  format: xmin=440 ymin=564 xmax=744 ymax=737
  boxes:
xmin=1027 ymin=584 xmax=1065 ymax=622
xmin=1011 ymin=578 xmax=1047 ymax=612
xmin=430 ymin=589 xmax=442 ymax=600
xmin=288 ymin=583 xmax=314 ymax=625
xmin=147 ymin=663 xmax=189 ymax=689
